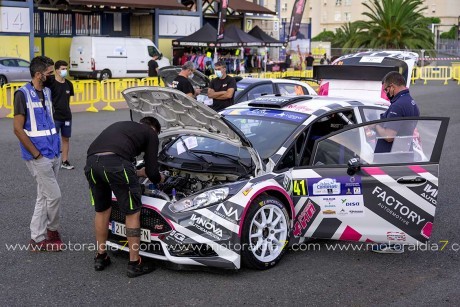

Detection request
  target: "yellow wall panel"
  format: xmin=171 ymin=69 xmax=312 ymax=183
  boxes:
xmin=0 ymin=36 xmax=30 ymax=60
xmin=43 ymin=37 xmax=72 ymax=64
xmin=158 ymin=39 xmax=173 ymax=62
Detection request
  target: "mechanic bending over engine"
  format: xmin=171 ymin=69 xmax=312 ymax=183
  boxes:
xmin=85 ymin=117 xmax=165 ymax=278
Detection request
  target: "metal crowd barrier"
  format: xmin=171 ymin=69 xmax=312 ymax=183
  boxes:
xmin=101 ymin=78 xmax=140 ymax=111
xmin=70 ymin=80 xmax=101 ymax=112
xmin=420 ymin=66 xmax=451 ymax=85
xmin=2 ymin=82 xmax=26 ymax=118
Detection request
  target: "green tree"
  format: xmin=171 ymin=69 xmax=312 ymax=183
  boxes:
xmin=334 ymin=22 xmax=360 ymax=53
xmin=440 ymin=25 xmax=458 ymax=39
xmin=312 ymin=31 xmax=335 ymax=42
xmin=344 ymin=0 xmax=434 ymax=54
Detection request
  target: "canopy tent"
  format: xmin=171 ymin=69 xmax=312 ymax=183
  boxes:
xmin=220 ymin=25 xmax=264 ymax=47
xmin=248 ymin=26 xmax=287 ymax=47
xmin=172 ymin=23 xmax=237 ymax=48
xmin=172 ymin=23 xmax=264 ymax=48
xmin=224 ymin=0 xmax=276 ymax=15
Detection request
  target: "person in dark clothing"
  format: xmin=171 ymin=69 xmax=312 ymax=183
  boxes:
xmin=45 ymin=60 xmax=75 ymax=169
xmin=147 ymin=55 xmax=159 ymax=77
xmin=85 ymin=117 xmax=164 ymax=278
xmin=374 ymin=71 xmax=420 ymax=153
xmin=372 ymin=72 xmax=420 ymax=255
xmin=171 ymin=61 xmax=201 ymax=98
xmin=305 ymin=52 xmax=315 ymax=69
xmin=207 ymin=61 xmax=237 ymax=112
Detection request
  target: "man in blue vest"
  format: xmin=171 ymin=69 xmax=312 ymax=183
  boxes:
xmin=13 ymin=56 xmax=63 ymax=252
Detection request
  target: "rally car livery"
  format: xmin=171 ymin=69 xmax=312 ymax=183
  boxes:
xmin=105 ymin=86 xmax=448 ymax=270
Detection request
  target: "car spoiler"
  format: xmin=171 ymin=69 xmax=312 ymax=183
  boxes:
xmin=313 ymin=65 xmax=399 ymax=81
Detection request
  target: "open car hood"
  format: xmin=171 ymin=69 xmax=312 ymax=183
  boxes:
xmin=158 ymin=66 xmax=209 ymax=89
xmin=122 ymin=87 xmax=264 ymax=172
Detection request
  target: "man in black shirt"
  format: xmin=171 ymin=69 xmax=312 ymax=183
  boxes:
xmin=171 ymin=61 xmax=201 ymax=98
xmin=45 ymin=60 xmax=75 ymax=169
xmin=147 ymin=55 xmax=159 ymax=77
xmin=85 ymin=117 xmax=164 ymax=278
xmin=207 ymin=61 xmax=237 ymax=111
xmin=305 ymin=52 xmax=315 ymax=69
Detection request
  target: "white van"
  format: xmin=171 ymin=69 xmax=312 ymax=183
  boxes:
xmin=69 ymin=36 xmax=169 ymax=80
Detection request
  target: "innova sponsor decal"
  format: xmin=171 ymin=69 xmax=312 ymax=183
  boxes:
xmin=407 ymin=182 xmax=438 ymax=206
xmin=214 ymin=203 xmax=239 ymax=223
xmin=189 ymin=214 xmax=223 ymax=240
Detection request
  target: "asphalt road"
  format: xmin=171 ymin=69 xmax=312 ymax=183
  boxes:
xmin=1 ymin=81 xmax=459 ymax=306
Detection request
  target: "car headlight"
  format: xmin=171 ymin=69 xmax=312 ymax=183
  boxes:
xmin=169 ymin=187 xmax=230 ymax=213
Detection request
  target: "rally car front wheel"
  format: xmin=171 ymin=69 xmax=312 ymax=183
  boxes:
xmin=241 ymin=194 xmax=290 ymax=270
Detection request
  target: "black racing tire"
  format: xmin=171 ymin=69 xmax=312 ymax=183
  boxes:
xmin=100 ymin=69 xmax=112 ymax=81
xmin=0 ymin=75 xmax=7 ymax=87
xmin=241 ymin=194 xmax=290 ymax=270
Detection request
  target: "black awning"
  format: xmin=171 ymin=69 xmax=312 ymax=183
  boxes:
xmin=68 ymin=0 xmax=188 ymax=9
xmin=172 ymin=23 xmax=238 ymax=47
xmin=248 ymin=25 xmax=287 ymax=47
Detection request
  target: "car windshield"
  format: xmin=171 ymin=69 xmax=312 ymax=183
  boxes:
xmin=222 ymin=108 xmax=309 ymax=159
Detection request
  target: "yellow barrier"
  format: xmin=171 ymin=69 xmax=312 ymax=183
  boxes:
xmin=70 ymin=80 xmax=101 ymax=113
xmin=411 ymin=67 xmax=421 ymax=84
xmin=0 ymin=86 xmax=3 ymax=109
xmin=140 ymin=77 xmax=161 ymax=87
xmin=101 ymin=79 xmax=140 ymax=111
xmin=2 ymin=82 xmax=26 ymax=118
xmin=454 ymin=67 xmax=460 ymax=85
xmin=420 ymin=66 xmax=451 ymax=85
xmin=452 ymin=62 xmax=460 ymax=83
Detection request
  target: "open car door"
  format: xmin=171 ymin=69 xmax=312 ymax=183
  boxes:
xmin=293 ymin=117 xmax=449 ymax=245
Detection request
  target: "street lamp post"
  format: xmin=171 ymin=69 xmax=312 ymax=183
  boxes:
xmin=282 ymin=18 xmax=287 ymax=42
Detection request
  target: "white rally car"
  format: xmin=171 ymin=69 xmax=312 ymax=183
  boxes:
xmin=105 ymin=85 xmax=448 ymax=270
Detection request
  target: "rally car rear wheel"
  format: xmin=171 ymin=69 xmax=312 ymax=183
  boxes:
xmin=241 ymin=194 xmax=290 ymax=270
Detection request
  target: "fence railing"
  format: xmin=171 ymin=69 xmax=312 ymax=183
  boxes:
xmin=1 ymin=64 xmax=458 ymax=117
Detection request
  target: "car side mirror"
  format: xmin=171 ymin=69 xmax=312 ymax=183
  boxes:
xmin=347 ymin=158 xmax=361 ymax=176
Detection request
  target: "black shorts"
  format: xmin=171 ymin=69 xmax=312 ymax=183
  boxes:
xmin=84 ymin=154 xmax=141 ymax=215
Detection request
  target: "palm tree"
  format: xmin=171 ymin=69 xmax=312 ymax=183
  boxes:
xmin=344 ymin=0 xmax=434 ymax=54
xmin=334 ymin=22 xmax=360 ymax=54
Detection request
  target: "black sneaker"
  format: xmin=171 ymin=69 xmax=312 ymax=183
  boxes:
xmin=61 ymin=160 xmax=75 ymax=170
xmin=94 ymin=253 xmax=111 ymax=271
xmin=127 ymin=256 xmax=156 ymax=278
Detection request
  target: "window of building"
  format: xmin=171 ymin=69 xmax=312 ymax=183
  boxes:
xmin=321 ymin=12 xmax=328 ymax=22
xmin=344 ymin=12 xmax=351 ymax=21
xmin=335 ymin=0 xmax=342 ymax=5
xmin=75 ymin=13 xmax=101 ymax=35
xmin=344 ymin=0 xmax=352 ymax=5
xmin=334 ymin=12 xmax=341 ymax=22
xmin=281 ymin=2 xmax=288 ymax=11
xmin=113 ymin=13 xmax=122 ymax=31
xmin=34 ymin=11 xmax=72 ymax=35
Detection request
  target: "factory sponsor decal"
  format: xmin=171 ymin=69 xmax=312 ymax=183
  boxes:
xmin=366 ymin=185 xmax=434 ymax=242
xmin=307 ymin=176 xmax=362 ymax=196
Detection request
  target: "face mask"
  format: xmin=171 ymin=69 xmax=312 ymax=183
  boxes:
xmin=386 ymin=91 xmax=394 ymax=101
xmin=189 ymin=73 xmax=194 ymax=79
xmin=216 ymin=70 xmax=223 ymax=78
xmin=60 ymin=69 xmax=68 ymax=78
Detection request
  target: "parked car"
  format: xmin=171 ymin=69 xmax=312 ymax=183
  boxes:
xmin=158 ymin=66 xmax=317 ymax=105
xmin=0 ymin=57 xmax=30 ymax=86
xmin=104 ymin=86 xmax=448 ymax=270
